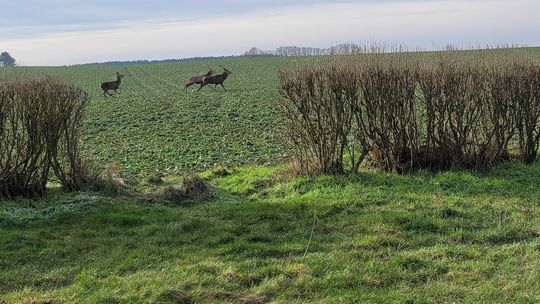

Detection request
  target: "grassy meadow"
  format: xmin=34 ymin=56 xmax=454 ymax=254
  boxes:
xmin=1 ymin=49 xmax=540 ymax=303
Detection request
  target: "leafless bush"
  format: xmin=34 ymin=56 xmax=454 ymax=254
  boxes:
xmin=356 ymin=57 xmax=420 ymax=172
xmin=278 ymin=60 xmax=359 ymax=174
xmin=418 ymin=59 xmax=492 ymax=169
xmin=279 ymin=50 xmax=540 ymax=175
xmin=0 ymin=80 xmax=49 ymax=197
xmin=485 ymin=63 xmax=521 ymax=164
xmin=43 ymin=77 xmax=90 ymax=191
xmin=0 ymin=76 xmax=90 ymax=198
xmin=511 ymin=63 xmax=540 ymax=164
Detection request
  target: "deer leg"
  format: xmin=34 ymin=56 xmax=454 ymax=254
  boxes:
xmin=197 ymin=83 xmax=205 ymax=92
xmin=220 ymin=83 xmax=226 ymax=91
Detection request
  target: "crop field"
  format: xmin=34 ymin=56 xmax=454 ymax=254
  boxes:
xmin=1 ymin=49 xmax=540 ymax=303
xmin=2 ymin=56 xmax=311 ymax=175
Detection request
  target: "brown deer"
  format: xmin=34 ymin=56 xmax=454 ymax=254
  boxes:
xmin=197 ymin=67 xmax=231 ymax=91
xmin=101 ymin=72 xmax=125 ymax=97
xmin=184 ymin=69 xmax=214 ymax=90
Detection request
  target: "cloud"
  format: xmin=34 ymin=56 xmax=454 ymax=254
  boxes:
xmin=3 ymin=0 xmax=539 ymax=66
xmin=0 ymin=0 xmax=361 ymax=31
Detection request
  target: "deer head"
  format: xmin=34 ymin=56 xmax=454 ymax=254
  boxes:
xmin=221 ymin=67 xmax=231 ymax=75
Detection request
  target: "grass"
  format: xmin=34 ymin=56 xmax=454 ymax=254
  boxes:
xmin=1 ymin=161 xmax=540 ymax=303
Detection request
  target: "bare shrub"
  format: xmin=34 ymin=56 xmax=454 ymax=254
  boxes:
xmin=356 ymin=57 xmax=420 ymax=172
xmin=511 ymin=63 xmax=540 ymax=164
xmin=485 ymin=63 xmax=521 ymax=163
xmin=278 ymin=60 xmax=359 ymax=175
xmin=417 ymin=55 xmax=540 ymax=169
xmin=0 ymin=79 xmax=50 ymax=197
xmin=0 ymin=76 xmax=90 ymax=198
xmin=279 ymin=50 xmax=540 ymax=175
xmin=418 ymin=59 xmax=492 ymax=169
xmin=41 ymin=77 xmax=91 ymax=191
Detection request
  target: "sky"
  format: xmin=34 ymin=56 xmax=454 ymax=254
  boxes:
xmin=1 ymin=0 xmax=539 ymax=66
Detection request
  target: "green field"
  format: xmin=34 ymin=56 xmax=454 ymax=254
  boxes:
xmin=1 ymin=52 xmax=540 ymax=303
xmin=3 ymin=56 xmax=305 ymax=175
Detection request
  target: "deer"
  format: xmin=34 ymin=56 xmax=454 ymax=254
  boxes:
xmin=101 ymin=72 xmax=125 ymax=97
xmin=184 ymin=69 xmax=214 ymax=90
xmin=197 ymin=67 xmax=231 ymax=91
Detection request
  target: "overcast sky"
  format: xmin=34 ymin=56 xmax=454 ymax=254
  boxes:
xmin=1 ymin=0 xmax=539 ymax=66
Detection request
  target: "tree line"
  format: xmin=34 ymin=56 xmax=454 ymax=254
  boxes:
xmin=243 ymin=43 xmax=391 ymax=57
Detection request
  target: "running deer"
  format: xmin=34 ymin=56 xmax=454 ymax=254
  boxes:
xmin=101 ymin=72 xmax=125 ymax=97
xmin=197 ymin=68 xmax=232 ymax=91
xmin=185 ymin=69 xmax=214 ymax=90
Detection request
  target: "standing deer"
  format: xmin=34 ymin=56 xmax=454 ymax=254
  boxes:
xmin=185 ymin=69 xmax=214 ymax=90
xmin=101 ymin=72 xmax=125 ymax=97
xmin=197 ymin=68 xmax=231 ymax=91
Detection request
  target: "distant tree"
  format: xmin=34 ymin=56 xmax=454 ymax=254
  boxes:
xmin=329 ymin=43 xmax=363 ymax=55
xmin=275 ymin=46 xmax=328 ymax=56
xmin=243 ymin=47 xmax=273 ymax=57
xmin=0 ymin=52 xmax=16 ymax=66
xmin=244 ymin=47 xmax=261 ymax=56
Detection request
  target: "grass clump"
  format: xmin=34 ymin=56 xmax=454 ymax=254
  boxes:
xmin=180 ymin=174 xmax=213 ymax=201
xmin=146 ymin=173 xmax=213 ymax=205
xmin=147 ymin=171 xmax=165 ymax=185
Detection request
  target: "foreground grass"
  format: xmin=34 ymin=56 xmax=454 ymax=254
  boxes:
xmin=1 ymin=162 xmax=539 ymax=303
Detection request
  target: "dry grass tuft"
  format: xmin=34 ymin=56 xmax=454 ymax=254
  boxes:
xmin=145 ymin=173 xmax=213 ymax=205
